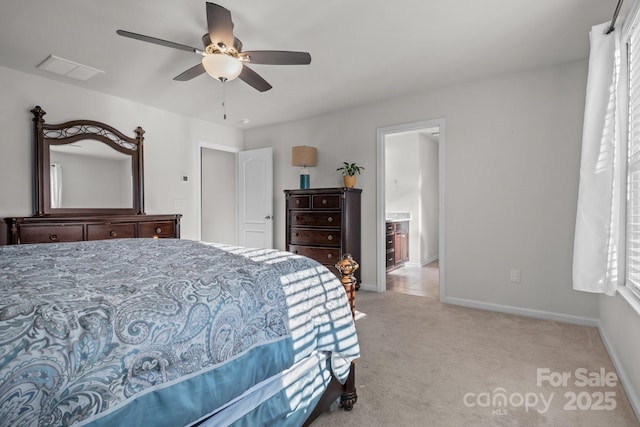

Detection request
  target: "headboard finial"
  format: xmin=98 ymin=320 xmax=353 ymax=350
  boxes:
xmin=31 ymin=106 xmax=46 ymax=129
xmin=135 ymin=126 xmax=145 ymax=140
xmin=31 ymin=105 xmax=46 ymax=116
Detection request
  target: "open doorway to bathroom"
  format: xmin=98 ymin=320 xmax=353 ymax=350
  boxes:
xmin=376 ymin=119 xmax=445 ymax=301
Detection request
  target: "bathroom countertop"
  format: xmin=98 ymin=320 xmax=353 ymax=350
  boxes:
xmin=385 ymin=213 xmax=411 ymax=222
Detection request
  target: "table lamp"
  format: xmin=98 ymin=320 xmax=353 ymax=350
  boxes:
xmin=291 ymin=146 xmax=317 ymax=189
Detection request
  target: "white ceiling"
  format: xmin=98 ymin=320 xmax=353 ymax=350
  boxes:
xmin=0 ymin=0 xmax=626 ymax=129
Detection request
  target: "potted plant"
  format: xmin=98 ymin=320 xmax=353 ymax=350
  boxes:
xmin=337 ymin=162 xmax=365 ymax=188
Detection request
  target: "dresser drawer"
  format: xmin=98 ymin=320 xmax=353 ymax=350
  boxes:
xmin=312 ymin=195 xmax=341 ymax=209
xmin=87 ymin=223 xmax=135 ymax=240
xmin=19 ymin=224 xmax=84 ymax=244
xmin=139 ymin=221 xmax=176 ymax=238
xmin=291 ymin=228 xmax=340 ymax=246
xmin=289 ymin=196 xmax=310 ymax=209
xmin=289 ymin=244 xmax=340 ymax=264
xmin=290 ymin=211 xmax=341 ymax=227
xmin=386 ymin=235 xmax=395 ymax=251
xmin=386 ymin=253 xmax=395 ymax=269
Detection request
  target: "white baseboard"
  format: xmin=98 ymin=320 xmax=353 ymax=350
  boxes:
xmin=406 ymin=256 xmax=439 ymax=268
xmin=359 ymin=282 xmax=376 ymax=292
xmin=423 ymin=255 xmax=439 ymax=265
xmin=597 ymin=322 xmax=640 ymax=422
xmin=442 ymin=296 xmax=599 ymax=326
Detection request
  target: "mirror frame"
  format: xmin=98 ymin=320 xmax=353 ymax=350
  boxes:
xmin=32 ymin=106 xmax=145 ymax=216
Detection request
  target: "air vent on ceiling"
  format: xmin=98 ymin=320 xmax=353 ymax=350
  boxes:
xmin=37 ymin=55 xmax=104 ymax=81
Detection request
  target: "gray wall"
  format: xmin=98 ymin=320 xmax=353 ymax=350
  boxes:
xmin=244 ymin=60 xmax=596 ymax=319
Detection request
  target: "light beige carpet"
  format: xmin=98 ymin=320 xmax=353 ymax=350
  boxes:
xmin=312 ymin=291 xmax=639 ymax=427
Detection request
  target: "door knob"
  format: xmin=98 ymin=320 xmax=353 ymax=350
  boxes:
xmin=265 ymin=215 xmax=272 ymax=220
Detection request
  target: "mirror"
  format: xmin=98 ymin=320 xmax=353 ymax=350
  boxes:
xmin=32 ymin=106 xmax=144 ymax=216
xmin=49 ymin=141 xmax=133 ymax=209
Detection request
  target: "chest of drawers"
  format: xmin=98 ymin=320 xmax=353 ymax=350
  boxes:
xmin=285 ymin=188 xmax=361 ymax=286
xmin=4 ymin=214 xmax=181 ymax=245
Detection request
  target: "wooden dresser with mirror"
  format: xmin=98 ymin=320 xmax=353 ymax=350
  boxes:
xmin=3 ymin=106 xmax=181 ymax=245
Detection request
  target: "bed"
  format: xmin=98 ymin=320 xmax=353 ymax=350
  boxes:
xmin=0 ymin=238 xmax=359 ymax=426
xmin=0 ymin=107 xmax=359 ymax=426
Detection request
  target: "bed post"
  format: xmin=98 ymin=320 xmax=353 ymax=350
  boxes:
xmin=335 ymin=254 xmax=358 ymax=411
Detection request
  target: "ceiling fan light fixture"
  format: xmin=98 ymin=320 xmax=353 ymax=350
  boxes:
xmin=202 ymin=54 xmax=243 ymax=82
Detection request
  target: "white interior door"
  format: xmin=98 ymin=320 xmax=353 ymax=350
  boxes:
xmin=238 ymin=147 xmax=273 ymax=248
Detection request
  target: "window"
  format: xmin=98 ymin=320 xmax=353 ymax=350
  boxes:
xmin=626 ymin=11 xmax=640 ymax=297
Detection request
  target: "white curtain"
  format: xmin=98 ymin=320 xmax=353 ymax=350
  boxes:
xmin=573 ymin=22 xmax=626 ymax=296
xmin=50 ymin=163 xmax=63 ymax=209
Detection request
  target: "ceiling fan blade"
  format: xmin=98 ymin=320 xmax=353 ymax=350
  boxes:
xmin=116 ymin=30 xmax=203 ymax=54
xmin=240 ymin=51 xmax=312 ymax=65
xmin=238 ymin=65 xmax=272 ymax=92
xmin=206 ymin=2 xmax=234 ymax=50
xmin=173 ymin=63 xmax=206 ymax=81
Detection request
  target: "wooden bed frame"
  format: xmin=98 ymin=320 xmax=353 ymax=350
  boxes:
xmin=303 ymin=253 xmax=359 ymax=425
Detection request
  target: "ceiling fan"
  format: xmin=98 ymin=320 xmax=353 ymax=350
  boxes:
xmin=116 ymin=2 xmax=311 ymax=92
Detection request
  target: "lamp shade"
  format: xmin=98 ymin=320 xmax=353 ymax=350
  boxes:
xmin=202 ymin=54 xmax=243 ymax=81
xmin=291 ymin=146 xmax=317 ymax=167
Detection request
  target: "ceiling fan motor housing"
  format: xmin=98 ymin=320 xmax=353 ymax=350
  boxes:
xmin=201 ymin=34 xmax=243 ymax=56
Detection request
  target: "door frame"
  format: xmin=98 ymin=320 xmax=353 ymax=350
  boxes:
xmin=376 ymin=119 xmax=446 ymax=301
xmin=196 ymin=140 xmax=240 ymax=242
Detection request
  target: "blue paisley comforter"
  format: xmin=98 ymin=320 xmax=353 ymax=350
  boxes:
xmin=0 ymin=238 xmax=359 ymax=427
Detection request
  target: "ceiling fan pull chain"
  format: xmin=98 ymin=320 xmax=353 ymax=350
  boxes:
xmin=221 ymin=78 xmax=227 ymax=120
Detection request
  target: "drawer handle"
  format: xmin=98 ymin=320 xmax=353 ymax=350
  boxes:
xmin=293 ymin=250 xmax=298 ymax=254
xmin=294 ymin=232 xmax=299 ymax=237
xmin=110 ymin=230 xmax=118 ymax=237
xmin=295 ymin=200 xmax=301 ymax=205
xmin=49 ymin=234 xmax=58 ymax=241
xmin=322 ymin=199 xmax=328 ymax=205
xmin=388 ymin=240 xmax=393 ymax=244
xmin=155 ymin=227 xmax=162 ymax=234
xmin=294 ymin=216 xmax=299 ymax=221
xmin=327 ymin=253 xmax=333 ymax=259
xmin=327 ymin=216 xmax=333 ymax=223
xmin=327 ymin=235 xmax=333 ymax=241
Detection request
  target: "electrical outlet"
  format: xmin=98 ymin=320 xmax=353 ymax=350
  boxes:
xmin=510 ymin=269 xmax=521 ymax=283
